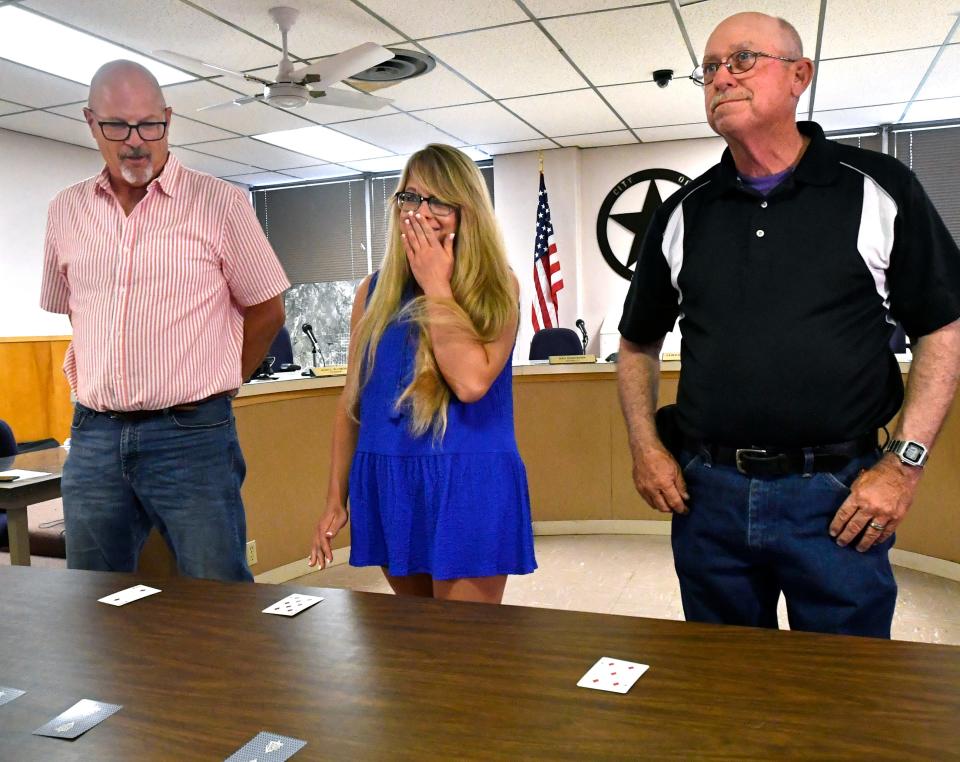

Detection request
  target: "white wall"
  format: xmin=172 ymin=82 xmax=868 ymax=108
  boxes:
xmin=0 ymin=128 xmax=102 ymax=337
xmin=495 ymin=136 xmax=727 ymax=360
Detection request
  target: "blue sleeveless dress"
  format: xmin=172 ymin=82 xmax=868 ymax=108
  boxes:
xmin=348 ymin=273 xmax=537 ymax=580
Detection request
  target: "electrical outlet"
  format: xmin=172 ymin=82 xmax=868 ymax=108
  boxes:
xmin=246 ymin=540 xmax=257 ymax=566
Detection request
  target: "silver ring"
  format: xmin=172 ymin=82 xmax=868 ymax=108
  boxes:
xmin=868 ymin=520 xmax=885 ymax=531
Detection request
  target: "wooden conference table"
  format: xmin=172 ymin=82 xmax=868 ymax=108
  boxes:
xmin=0 ymin=448 xmax=66 ymax=565
xmin=1 ymin=567 xmax=958 ymax=760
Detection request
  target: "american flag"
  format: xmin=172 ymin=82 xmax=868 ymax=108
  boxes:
xmin=532 ymin=169 xmax=563 ymax=330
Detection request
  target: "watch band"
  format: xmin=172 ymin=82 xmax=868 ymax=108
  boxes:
xmin=884 ymin=439 xmax=929 ymax=468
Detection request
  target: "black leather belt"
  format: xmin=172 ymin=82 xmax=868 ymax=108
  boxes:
xmin=684 ymin=432 xmax=878 ymax=476
xmin=104 ymin=391 xmax=234 ymax=422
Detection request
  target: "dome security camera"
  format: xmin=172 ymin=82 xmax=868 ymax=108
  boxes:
xmin=653 ymin=69 xmax=674 ymax=88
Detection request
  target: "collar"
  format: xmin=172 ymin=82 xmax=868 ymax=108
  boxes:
xmin=710 ymin=121 xmax=839 ymax=198
xmin=91 ymin=152 xmax=182 ymax=199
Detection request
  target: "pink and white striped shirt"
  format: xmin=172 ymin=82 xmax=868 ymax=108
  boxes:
xmin=40 ymin=155 xmax=290 ymax=412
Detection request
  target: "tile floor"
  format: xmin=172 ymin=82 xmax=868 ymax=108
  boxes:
xmin=293 ymin=534 xmax=960 ymax=646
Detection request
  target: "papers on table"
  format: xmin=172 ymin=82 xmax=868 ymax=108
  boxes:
xmin=0 ymin=469 xmax=51 ymax=483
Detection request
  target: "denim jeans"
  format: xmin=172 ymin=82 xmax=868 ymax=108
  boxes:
xmin=62 ymin=398 xmax=253 ymax=582
xmin=671 ymin=448 xmax=896 ymax=638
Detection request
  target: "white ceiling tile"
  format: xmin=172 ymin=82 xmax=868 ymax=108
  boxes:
xmin=525 ymin=1 xmax=640 ymax=15
xmin=190 ymin=0 xmax=401 ymax=60
xmin=0 ymin=109 xmax=98 ymax=149
xmin=917 ymin=44 xmax=960 ymax=101
xmin=681 ymin=0 xmax=821 ymax=60
xmin=341 ymin=155 xmax=412 ymax=173
xmin=505 ymin=90 xmax=623 ymax=136
xmin=360 ymin=48 xmax=487 ymax=112
xmin=163 ymin=80 xmax=314 ymax=135
xmin=600 ymin=81 xmax=708 ymax=129
xmin=171 ymin=147 xmax=259 ymax=177
xmin=333 ymin=112 xmax=465 ymax=153
xmin=477 ymin=138 xmax=557 ymax=155
xmin=544 ymin=5 xmax=691 ymax=87
xmin=0 ymin=100 xmax=30 ymax=116
xmin=254 ymin=124 xmax=392 ymax=162
xmin=23 ymin=0 xmax=283 ymax=71
xmin=814 ymin=50 xmax=934 ymax=111
xmin=363 ymin=0 xmax=527 ymax=38
xmin=555 ymin=130 xmax=637 ymax=148
xmin=812 ymin=103 xmax=907 ymax=131
xmin=634 ymin=123 xmax=717 ymax=142
xmin=900 ymin=97 xmax=960 ymax=124
xmin=0 ymin=59 xmax=89 ymax=108
xmin=190 ymin=137 xmax=319 ymax=170
xmin=281 ymin=164 xmax=359 ymax=180
xmin=415 ymin=101 xmax=540 ymax=144
xmin=223 ymin=171 xmax=296 ymax=187
xmin=421 ymin=23 xmax=587 ymax=98
xmin=821 ymin=0 xmax=960 ymax=58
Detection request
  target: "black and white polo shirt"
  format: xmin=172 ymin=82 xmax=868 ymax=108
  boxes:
xmin=620 ymin=121 xmax=960 ymax=447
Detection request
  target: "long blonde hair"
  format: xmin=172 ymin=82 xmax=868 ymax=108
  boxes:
xmin=347 ymin=144 xmax=515 ymax=438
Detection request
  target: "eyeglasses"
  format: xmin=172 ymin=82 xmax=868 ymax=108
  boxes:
xmin=395 ymin=191 xmax=458 ymax=217
xmin=690 ymin=50 xmax=798 ymax=86
xmin=96 ymin=119 xmax=168 ymax=142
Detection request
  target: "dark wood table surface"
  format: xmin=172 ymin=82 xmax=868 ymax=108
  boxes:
xmin=1 ymin=566 xmax=958 ymax=761
xmin=0 ymin=448 xmax=67 ymax=565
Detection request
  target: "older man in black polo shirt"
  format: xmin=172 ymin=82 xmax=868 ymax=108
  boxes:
xmin=618 ymin=11 xmax=960 ymax=637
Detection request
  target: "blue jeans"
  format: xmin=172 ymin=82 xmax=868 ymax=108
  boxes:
xmin=62 ymin=399 xmax=253 ymax=582
xmin=671 ymin=448 xmax=897 ymax=638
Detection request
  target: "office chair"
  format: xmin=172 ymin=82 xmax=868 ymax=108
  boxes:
xmin=0 ymin=419 xmax=16 ymax=548
xmin=529 ymin=328 xmax=584 ymax=360
xmin=266 ymin=325 xmax=295 ymax=368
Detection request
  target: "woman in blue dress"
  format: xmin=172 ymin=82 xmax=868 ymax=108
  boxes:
xmin=308 ymin=144 xmax=536 ymax=603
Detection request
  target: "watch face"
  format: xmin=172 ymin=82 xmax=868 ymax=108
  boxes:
xmin=904 ymin=443 xmax=924 ymax=462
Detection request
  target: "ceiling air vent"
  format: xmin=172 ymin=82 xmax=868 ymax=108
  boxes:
xmin=347 ymin=49 xmax=436 ymax=92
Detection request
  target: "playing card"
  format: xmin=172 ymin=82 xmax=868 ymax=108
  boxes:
xmin=0 ymin=687 xmax=26 ymax=707
xmin=225 ymin=731 xmax=307 ymax=761
xmin=32 ymin=699 xmax=122 ymax=739
xmin=262 ymin=593 xmax=323 ymax=617
xmin=577 ymin=656 xmax=649 ymax=694
xmin=98 ymin=585 xmax=161 ymax=607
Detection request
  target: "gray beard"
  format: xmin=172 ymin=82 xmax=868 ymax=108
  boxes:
xmin=120 ymin=162 xmax=153 ymax=187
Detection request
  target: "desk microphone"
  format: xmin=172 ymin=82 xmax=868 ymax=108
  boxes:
xmin=302 ymin=323 xmax=326 ymax=366
xmin=575 ymin=319 xmax=588 ymax=352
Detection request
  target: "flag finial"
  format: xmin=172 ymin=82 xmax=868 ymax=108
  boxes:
xmin=538 ymin=150 xmax=544 ymax=174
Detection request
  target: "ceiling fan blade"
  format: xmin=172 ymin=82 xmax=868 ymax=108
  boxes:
xmin=294 ymin=42 xmax=393 ymax=86
xmin=196 ymin=95 xmax=261 ymax=112
xmin=154 ymin=50 xmax=273 ymax=85
xmin=308 ymin=88 xmax=392 ymax=111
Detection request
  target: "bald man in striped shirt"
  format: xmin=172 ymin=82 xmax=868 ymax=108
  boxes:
xmin=40 ymin=60 xmax=290 ymax=581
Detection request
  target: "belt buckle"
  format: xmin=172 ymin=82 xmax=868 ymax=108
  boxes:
xmin=735 ymin=448 xmax=768 ymax=475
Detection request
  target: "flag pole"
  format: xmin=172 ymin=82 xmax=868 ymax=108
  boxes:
xmin=538 ymin=150 xmax=544 ymax=175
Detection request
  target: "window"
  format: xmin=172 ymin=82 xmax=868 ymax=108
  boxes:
xmin=892 ymin=125 xmax=960 ymax=245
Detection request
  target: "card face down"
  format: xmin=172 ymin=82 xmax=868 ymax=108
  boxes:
xmin=225 ymin=731 xmax=307 ymax=761
xmin=262 ymin=593 xmax=323 ymax=617
xmin=0 ymin=687 xmax=26 ymax=707
xmin=33 ymin=699 xmax=122 ymax=739
xmin=98 ymin=585 xmax=161 ymax=607
xmin=577 ymin=657 xmax=649 ymax=694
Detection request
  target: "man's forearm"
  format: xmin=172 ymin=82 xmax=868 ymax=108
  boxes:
xmin=240 ymin=295 xmax=286 ymax=381
xmin=617 ymin=336 xmax=664 ymax=453
xmin=894 ymin=318 xmax=960 ymax=448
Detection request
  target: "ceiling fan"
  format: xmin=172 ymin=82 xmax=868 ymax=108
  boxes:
xmin=156 ymin=6 xmax=394 ymax=112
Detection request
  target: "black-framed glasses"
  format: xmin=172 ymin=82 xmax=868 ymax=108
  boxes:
xmin=690 ymin=49 xmax=798 ymax=86
xmin=395 ymin=191 xmax=458 ymax=217
xmin=96 ymin=119 xmax=168 ymax=142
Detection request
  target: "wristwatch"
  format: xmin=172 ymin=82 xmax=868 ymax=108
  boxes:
xmin=884 ymin=439 xmax=929 ymax=468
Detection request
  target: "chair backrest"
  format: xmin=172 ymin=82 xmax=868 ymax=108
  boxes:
xmin=529 ymin=327 xmax=584 ymax=360
xmin=267 ymin=326 xmax=294 ymax=368
xmin=0 ymin=419 xmax=16 ymax=458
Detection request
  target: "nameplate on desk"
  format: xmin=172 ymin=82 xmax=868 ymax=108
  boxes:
xmin=308 ymin=365 xmax=348 ymax=377
xmin=548 ymin=354 xmax=597 ymax=364
xmin=660 ymin=352 xmax=681 ymax=362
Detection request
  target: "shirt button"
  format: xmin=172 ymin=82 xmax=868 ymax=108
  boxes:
xmin=760 ymin=201 xmax=768 ymax=208
xmin=756 ymin=229 xmax=765 ymax=238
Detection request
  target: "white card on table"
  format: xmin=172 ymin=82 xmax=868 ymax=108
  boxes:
xmin=98 ymin=585 xmax=162 ymax=607
xmin=0 ymin=469 xmax=51 ymax=481
xmin=262 ymin=593 xmax=323 ymax=617
xmin=577 ymin=656 xmax=649 ymax=694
